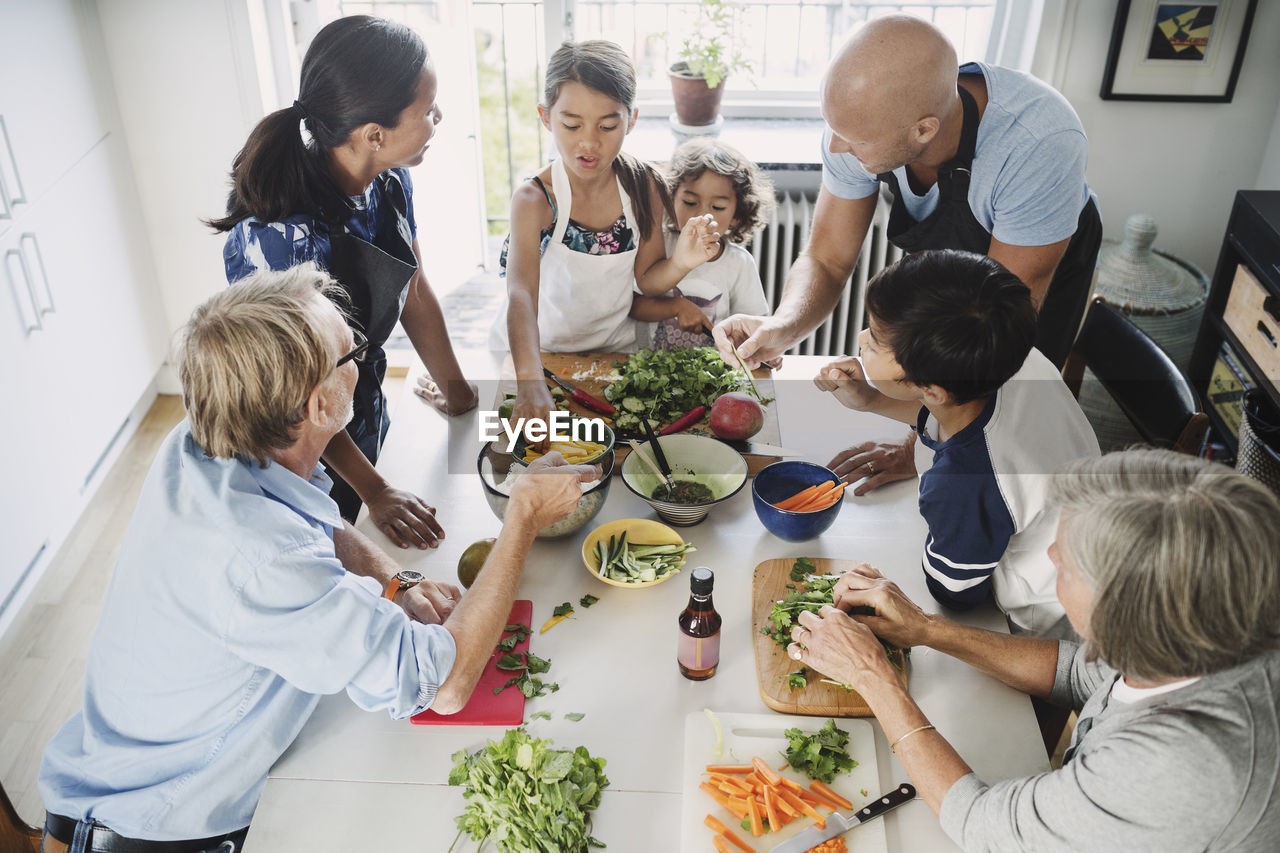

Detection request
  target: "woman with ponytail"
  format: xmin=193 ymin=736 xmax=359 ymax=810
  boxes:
xmin=210 ymin=15 xmax=477 ymax=548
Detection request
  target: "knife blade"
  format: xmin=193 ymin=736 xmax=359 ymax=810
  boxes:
xmin=542 ymin=367 xmax=616 ymax=415
xmin=730 ymin=440 xmax=805 ymax=457
xmin=767 ymin=783 xmax=916 ymax=853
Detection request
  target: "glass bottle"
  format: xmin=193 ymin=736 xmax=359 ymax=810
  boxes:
xmin=678 ymin=567 xmax=721 ymax=680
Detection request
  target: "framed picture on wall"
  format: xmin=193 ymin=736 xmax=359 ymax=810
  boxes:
xmin=1101 ymin=0 xmax=1258 ymax=102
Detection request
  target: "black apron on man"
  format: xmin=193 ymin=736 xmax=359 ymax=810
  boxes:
xmin=877 ymin=84 xmax=1102 ymax=368
xmin=323 ymin=172 xmax=418 ymax=522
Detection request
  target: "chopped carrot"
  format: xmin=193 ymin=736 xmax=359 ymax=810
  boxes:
xmin=800 ymin=787 xmax=842 ymax=810
xmin=747 ymin=795 xmax=764 ymax=837
xmin=705 ymin=764 xmax=754 ymax=775
xmin=700 ymin=782 xmax=747 ymax=819
xmin=703 ymin=816 xmax=753 ymax=853
xmin=726 ymin=796 xmax=751 ymax=821
xmin=777 ymin=776 xmax=803 ymax=793
xmin=715 ymin=778 xmax=752 ymax=797
xmin=777 ymin=788 xmax=827 ymax=828
xmin=774 ymin=483 xmax=820 ymax=510
xmin=776 ymin=760 xmax=790 ymax=772
xmin=773 ymin=791 xmax=800 ymax=817
xmin=713 ymin=835 xmax=733 ymax=853
xmin=793 ymin=482 xmax=845 ymax=512
xmin=763 ymin=786 xmax=783 ymax=834
xmin=811 ymin=780 xmax=853 ymax=810
xmin=752 ymin=756 xmax=783 ymax=788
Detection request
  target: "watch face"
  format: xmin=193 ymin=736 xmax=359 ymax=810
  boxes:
xmin=398 ymin=570 xmax=425 ymax=584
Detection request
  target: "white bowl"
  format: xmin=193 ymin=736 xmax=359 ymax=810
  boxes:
xmin=619 ymin=434 xmax=747 ymax=525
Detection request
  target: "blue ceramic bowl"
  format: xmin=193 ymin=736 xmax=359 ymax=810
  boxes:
xmin=752 ymin=461 xmax=844 ymax=542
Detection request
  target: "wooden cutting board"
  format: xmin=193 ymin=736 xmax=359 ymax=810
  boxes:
xmin=752 ymin=558 xmax=908 ymax=717
xmin=530 ymin=352 xmax=784 ymax=475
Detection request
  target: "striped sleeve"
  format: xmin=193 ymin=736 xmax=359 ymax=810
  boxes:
xmin=917 ymin=467 xmax=1016 ymax=611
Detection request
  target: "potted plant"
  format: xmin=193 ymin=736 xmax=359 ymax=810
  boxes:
xmin=668 ymin=0 xmax=752 ymax=127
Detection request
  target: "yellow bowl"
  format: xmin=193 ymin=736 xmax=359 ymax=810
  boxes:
xmin=581 ymin=518 xmax=688 ymax=589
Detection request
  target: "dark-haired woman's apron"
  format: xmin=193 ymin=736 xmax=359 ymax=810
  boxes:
xmin=876 ymin=85 xmax=1102 ymax=368
xmin=324 ymin=172 xmax=417 ymax=521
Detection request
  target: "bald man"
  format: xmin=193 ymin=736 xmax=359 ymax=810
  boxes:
xmin=715 ymin=15 xmax=1100 ymax=493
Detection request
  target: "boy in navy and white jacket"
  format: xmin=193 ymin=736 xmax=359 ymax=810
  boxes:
xmin=815 ymin=250 xmax=1099 ymax=637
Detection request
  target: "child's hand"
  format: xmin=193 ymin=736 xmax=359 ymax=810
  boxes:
xmin=671 ymin=214 xmax=721 ymax=272
xmin=512 ymin=381 xmax=557 ymax=453
xmin=814 ymin=356 xmax=882 ymax=411
xmin=674 ymin=297 xmax=714 ymax=334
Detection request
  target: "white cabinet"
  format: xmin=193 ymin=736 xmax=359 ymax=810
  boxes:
xmin=0 ymin=0 xmax=167 ymax=622
xmin=0 ymin=0 xmax=111 ymax=217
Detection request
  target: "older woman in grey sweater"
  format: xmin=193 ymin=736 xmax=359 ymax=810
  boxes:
xmin=789 ymin=449 xmax=1280 ymax=851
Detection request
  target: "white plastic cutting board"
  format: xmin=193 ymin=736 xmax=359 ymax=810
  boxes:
xmin=681 ymin=711 xmax=887 ymax=853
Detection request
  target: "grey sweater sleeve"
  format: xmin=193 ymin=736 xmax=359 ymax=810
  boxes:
xmin=938 ymin=701 xmax=1237 ymax=851
xmin=1047 ymin=640 xmax=1112 ymax=710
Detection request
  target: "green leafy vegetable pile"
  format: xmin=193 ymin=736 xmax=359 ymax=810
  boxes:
xmin=604 ymin=347 xmax=762 ymax=432
xmin=764 ymin=559 xmax=906 ymax=674
xmin=449 ymin=728 xmax=609 ymax=852
xmin=783 ymin=720 xmax=858 ymax=783
xmin=492 ymin=623 xmax=558 ymax=698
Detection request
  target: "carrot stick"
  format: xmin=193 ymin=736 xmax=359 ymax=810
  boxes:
xmin=776 ymin=760 xmax=790 ymax=772
xmin=794 ymin=483 xmax=845 ymax=512
xmin=800 ymin=788 xmax=842 ymax=810
xmin=703 ymin=816 xmax=753 ymax=853
xmin=811 ymin=780 xmax=853 ymax=810
xmin=715 ymin=778 xmax=752 ymax=797
xmin=774 ymin=484 xmax=820 ymax=510
xmin=713 ymin=835 xmax=734 ymax=853
xmin=752 ymin=756 xmax=783 ymax=788
xmin=747 ymin=795 xmax=764 ymax=837
xmin=777 ymin=788 xmax=827 ymax=828
xmin=700 ymin=782 xmax=747 ymax=819
xmin=705 ymin=764 xmax=754 ymax=774
xmin=777 ymin=776 xmax=803 ymax=793
xmin=763 ymin=787 xmax=783 ymax=833
xmin=773 ymin=791 xmax=800 ymax=818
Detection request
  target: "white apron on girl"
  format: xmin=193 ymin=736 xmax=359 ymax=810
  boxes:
xmin=489 ymin=157 xmax=639 ymax=352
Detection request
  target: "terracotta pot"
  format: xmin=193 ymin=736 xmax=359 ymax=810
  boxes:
xmin=669 ymin=62 xmax=725 ymax=127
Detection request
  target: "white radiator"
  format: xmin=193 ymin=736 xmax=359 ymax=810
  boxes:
xmin=749 ymin=191 xmax=900 ymax=357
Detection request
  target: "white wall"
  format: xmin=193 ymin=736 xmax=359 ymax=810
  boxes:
xmin=95 ymin=0 xmax=265 ymax=391
xmin=1258 ymin=107 xmax=1280 ymax=190
xmin=1035 ymin=0 xmax=1280 ymax=274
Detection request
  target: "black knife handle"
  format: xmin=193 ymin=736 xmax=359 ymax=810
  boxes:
xmin=855 ymin=783 xmax=916 ymax=823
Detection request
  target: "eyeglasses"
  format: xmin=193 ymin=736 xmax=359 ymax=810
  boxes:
xmin=337 ymin=329 xmax=370 ymax=367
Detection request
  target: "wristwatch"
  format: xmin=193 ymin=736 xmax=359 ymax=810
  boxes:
xmin=383 ymin=569 xmax=425 ymax=601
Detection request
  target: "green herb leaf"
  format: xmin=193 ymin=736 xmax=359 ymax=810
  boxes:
xmin=565 ymin=712 xmax=585 ymax=722
xmin=782 ymin=719 xmax=858 ymax=783
xmin=552 ymin=602 xmax=575 ymax=618
xmin=579 ymin=594 xmax=600 ymax=608
xmin=529 ymin=711 xmax=551 ymax=721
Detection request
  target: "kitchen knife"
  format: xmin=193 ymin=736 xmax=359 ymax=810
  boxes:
xmin=543 ymin=367 xmax=616 ymax=415
xmin=726 ymin=440 xmax=806 ymax=457
xmin=767 ymin=783 xmax=916 ymax=853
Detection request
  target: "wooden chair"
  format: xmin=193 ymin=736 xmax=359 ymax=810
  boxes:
xmin=1062 ymin=296 xmax=1210 ymax=455
xmin=1 ymin=781 xmax=42 ymax=853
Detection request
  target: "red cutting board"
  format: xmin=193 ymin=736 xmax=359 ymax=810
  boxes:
xmin=411 ymin=600 xmax=532 ymax=726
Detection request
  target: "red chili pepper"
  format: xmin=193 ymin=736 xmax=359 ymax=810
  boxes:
xmin=659 ymin=405 xmax=707 ymax=435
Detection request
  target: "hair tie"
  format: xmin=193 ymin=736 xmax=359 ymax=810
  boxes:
xmin=292 ymin=99 xmax=310 ymax=122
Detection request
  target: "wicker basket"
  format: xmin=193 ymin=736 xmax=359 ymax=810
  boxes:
xmin=1236 ymin=391 xmax=1280 ymax=497
xmin=1080 ymin=214 xmax=1209 ymax=452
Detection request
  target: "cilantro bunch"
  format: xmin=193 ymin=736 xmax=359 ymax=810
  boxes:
xmin=764 ymin=559 xmax=907 ymax=672
xmin=783 ymin=720 xmax=858 ymax=784
xmin=604 ymin=347 xmax=756 ymax=432
xmin=449 ymin=728 xmax=609 ymax=852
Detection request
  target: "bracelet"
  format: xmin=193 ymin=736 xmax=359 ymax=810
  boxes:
xmin=890 ymin=724 xmax=936 ymax=753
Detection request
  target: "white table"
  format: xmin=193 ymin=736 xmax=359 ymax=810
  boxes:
xmin=245 ymin=353 xmax=1049 ymax=852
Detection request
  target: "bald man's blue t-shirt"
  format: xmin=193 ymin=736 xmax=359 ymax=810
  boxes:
xmin=821 ymin=61 xmax=1094 ymax=248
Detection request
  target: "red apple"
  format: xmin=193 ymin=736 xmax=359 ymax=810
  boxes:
xmin=709 ymin=392 xmax=765 ymax=441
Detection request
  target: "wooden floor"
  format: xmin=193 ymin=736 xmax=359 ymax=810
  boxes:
xmin=0 ymin=375 xmax=407 ymax=826
xmin=0 ymin=371 xmax=1069 ymax=827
